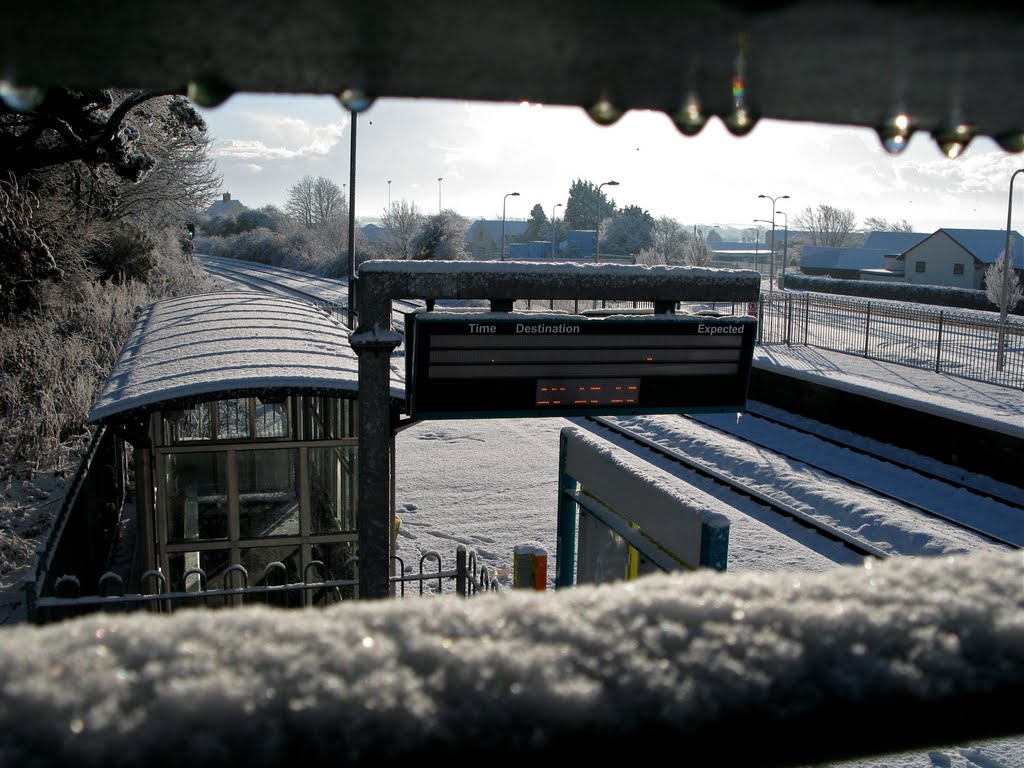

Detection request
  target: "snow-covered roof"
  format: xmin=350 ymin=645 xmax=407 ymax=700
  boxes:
xmin=88 ymin=291 xmax=404 ymax=425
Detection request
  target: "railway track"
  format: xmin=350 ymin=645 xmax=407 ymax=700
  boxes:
xmin=587 ymin=412 xmax=1020 ymax=557
xmin=198 ymin=254 xmax=1020 ymax=562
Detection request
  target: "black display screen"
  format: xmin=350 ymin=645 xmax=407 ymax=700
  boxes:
xmin=405 ymin=312 xmax=756 ymax=418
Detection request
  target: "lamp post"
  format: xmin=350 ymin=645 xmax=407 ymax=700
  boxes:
xmin=387 ymin=180 xmax=392 ymax=211
xmin=998 ymin=169 xmax=1024 ymax=371
xmin=551 ymin=203 xmax=563 ymax=258
xmin=596 ymin=180 xmax=620 ymax=261
xmin=776 ymin=210 xmax=789 ymax=287
xmin=501 ymin=191 xmax=520 ymax=261
xmin=758 ymin=193 xmax=789 ymax=291
xmin=754 ymin=219 xmax=773 ymax=277
xmin=438 ymin=177 xmax=443 ymax=213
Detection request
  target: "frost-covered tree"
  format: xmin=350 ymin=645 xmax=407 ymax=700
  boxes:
xmin=985 ymin=250 xmax=1023 ymax=314
xmin=411 ymin=209 xmax=469 ymax=260
xmin=0 ymin=88 xmax=218 ymax=318
xmin=286 ymin=175 xmax=344 ymax=228
xmin=601 ymin=205 xmax=654 ymax=256
xmin=985 ymin=246 xmax=1024 ymax=371
xmin=379 ymin=199 xmax=424 ymax=259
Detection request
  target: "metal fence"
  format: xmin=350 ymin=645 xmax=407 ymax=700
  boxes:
xmin=533 ymin=292 xmax=1024 ymax=390
xmin=27 ymin=546 xmax=502 ymax=624
xmin=756 ymin=291 xmax=1024 ymax=390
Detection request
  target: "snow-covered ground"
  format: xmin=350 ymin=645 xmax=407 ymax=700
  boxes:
xmin=1 ymin=268 xmax=1021 ymax=767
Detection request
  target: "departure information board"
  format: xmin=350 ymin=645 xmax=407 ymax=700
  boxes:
xmin=405 ymin=311 xmax=757 ymax=419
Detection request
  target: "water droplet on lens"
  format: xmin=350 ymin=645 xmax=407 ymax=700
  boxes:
xmin=186 ymin=76 xmax=234 ymax=108
xmin=338 ymin=88 xmax=374 ymax=112
xmin=672 ymin=94 xmax=708 ymax=136
xmin=876 ymin=112 xmax=913 ymax=155
xmin=933 ymin=122 xmax=974 ymax=159
xmin=724 ymin=107 xmax=758 ymax=136
xmin=587 ymin=96 xmax=623 ymax=126
xmin=995 ymin=132 xmax=1024 ymax=153
xmin=0 ymin=81 xmax=45 ymax=111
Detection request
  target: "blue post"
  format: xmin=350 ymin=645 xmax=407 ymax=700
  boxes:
xmin=555 ymin=431 xmax=578 ymax=588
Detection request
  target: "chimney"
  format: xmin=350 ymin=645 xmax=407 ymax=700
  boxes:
xmin=223 ymin=192 xmax=231 ymax=201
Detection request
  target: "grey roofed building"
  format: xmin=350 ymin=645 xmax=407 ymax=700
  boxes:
xmin=206 ymin=192 xmax=246 ymax=218
xmin=936 ymin=228 xmax=1024 ymax=268
xmin=465 ymin=219 xmax=531 ymax=259
xmin=361 ymin=223 xmax=384 ymax=245
xmin=861 ymin=231 xmax=929 ymax=253
xmin=800 ymin=247 xmax=890 ymax=279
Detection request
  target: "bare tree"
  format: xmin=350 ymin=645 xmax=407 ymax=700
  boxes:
xmin=635 ymin=246 xmax=666 ymax=266
xmin=380 ymin=199 xmax=424 ymax=259
xmin=311 ymin=177 xmax=344 ymax=225
xmin=862 ymin=217 xmax=915 ymax=233
xmin=682 ymin=230 xmax=712 ymax=266
xmin=652 ymin=216 xmax=688 ymax=262
xmin=793 ymin=204 xmax=857 ymax=247
xmin=286 ymin=175 xmax=317 ymax=226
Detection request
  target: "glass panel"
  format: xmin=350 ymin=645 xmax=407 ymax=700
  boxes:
xmin=167 ymin=548 xmax=231 ymax=594
xmin=241 ymin=544 xmax=303 ymax=607
xmin=305 ymin=397 xmax=355 ymax=440
xmin=307 ymin=541 xmax=358 ymax=602
xmin=240 ymin=544 xmax=301 ymax=586
xmin=237 ymin=449 xmax=299 ymax=538
xmin=255 ymin=398 xmax=290 ymax=438
xmin=173 ymin=402 xmax=213 ymax=442
xmin=310 ymin=446 xmax=357 ymax=533
xmin=217 ymin=398 xmax=250 ymax=439
xmin=166 ymin=452 xmax=228 ymax=541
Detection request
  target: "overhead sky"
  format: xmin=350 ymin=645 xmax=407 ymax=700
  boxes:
xmin=196 ymin=94 xmax=1024 ymax=235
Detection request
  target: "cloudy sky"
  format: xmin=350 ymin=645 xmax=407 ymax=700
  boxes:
xmin=197 ymin=94 xmax=1024 ymax=234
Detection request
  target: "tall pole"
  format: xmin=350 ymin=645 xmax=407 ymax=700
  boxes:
xmin=777 ymin=210 xmax=789 ymax=287
xmin=387 ymin=180 xmax=392 ymax=211
xmin=998 ymin=169 xmax=1024 ymax=371
xmin=501 ymin=191 xmax=520 ymax=261
xmin=596 ymin=180 xmax=619 ymax=261
xmin=551 ymin=203 xmax=563 ymax=258
xmin=759 ymin=193 xmax=789 ymax=292
xmin=347 ymin=113 xmax=357 ymax=328
xmin=438 ymin=177 xmax=443 ymax=213
xmin=754 ymin=219 xmax=773 ymax=278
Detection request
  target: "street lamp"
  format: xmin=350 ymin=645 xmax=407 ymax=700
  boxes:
xmin=501 ymin=191 xmax=520 ymax=261
xmin=758 ymin=193 xmax=789 ymax=291
xmin=387 ymin=180 xmax=392 ymax=211
xmin=998 ymin=169 xmax=1024 ymax=371
xmin=551 ymin=203 xmax=563 ymax=258
xmin=437 ymin=177 xmax=443 ymax=213
xmin=596 ymin=180 xmax=620 ymax=261
xmin=754 ymin=219 xmax=773 ymax=277
xmin=776 ymin=210 xmax=789 ymax=287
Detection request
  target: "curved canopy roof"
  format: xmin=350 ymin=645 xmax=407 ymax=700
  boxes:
xmin=88 ymin=291 xmax=405 ymax=425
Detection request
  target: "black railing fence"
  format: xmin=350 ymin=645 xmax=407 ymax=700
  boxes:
xmin=519 ymin=292 xmax=1023 ymax=390
xmin=755 ymin=291 xmax=1024 ymax=390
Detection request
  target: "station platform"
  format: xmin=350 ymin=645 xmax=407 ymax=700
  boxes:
xmin=750 ymin=345 xmax=1023 ymax=485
